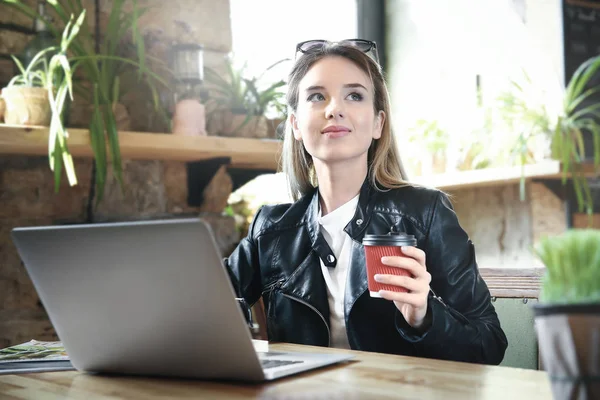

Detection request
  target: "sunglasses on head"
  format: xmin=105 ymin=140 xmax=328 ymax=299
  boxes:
xmin=295 ymin=39 xmax=379 ymax=64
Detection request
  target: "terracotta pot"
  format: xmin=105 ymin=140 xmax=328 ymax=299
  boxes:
xmin=172 ymin=99 xmax=206 ymax=136
xmin=266 ymin=118 xmax=285 ymax=139
xmin=208 ymin=109 xmax=268 ymax=138
xmin=1 ymin=86 xmax=51 ymax=126
xmin=533 ymin=303 xmax=600 ymax=400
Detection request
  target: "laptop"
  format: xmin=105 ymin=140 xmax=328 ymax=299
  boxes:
xmin=11 ymin=218 xmax=354 ymax=382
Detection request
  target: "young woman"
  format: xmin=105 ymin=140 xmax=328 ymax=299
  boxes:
xmin=225 ymin=39 xmax=507 ymax=365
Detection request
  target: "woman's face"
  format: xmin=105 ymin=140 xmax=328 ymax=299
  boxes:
xmin=290 ymin=56 xmax=384 ymax=165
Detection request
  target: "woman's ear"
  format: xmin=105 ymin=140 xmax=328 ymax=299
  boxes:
xmin=373 ymin=110 xmax=385 ymax=140
xmin=290 ymin=113 xmax=302 ymax=141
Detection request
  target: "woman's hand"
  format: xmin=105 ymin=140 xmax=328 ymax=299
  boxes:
xmin=374 ymin=246 xmax=432 ymax=332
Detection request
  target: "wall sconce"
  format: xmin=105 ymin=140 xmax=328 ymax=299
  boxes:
xmin=172 ymin=43 xmax=204 ymax=100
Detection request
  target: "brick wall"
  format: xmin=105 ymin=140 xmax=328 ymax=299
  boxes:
xmin=0 ymin=0 xmax=237 ymax=347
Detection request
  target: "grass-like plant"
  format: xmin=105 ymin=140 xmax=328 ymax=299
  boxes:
xmin=534 ymin=229 xmax=600 ymax=304
xmin=204 ymin=56 xmax=287 ymax=123
xmin=501 ymin=57 xmax=600 ymax=215
xmin=551 ymin=55 xmax=600 ymax=216
xmin=3 ymin=0 xmax=171 ymax=202
xmin=7 ymin=11 xmax=86 ymax=191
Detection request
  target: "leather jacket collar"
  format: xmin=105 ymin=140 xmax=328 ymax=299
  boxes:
xmin=304 ymin=178 xmax=376 ymax=268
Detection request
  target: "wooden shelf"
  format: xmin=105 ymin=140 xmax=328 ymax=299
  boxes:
xmin=1 ymin=124 xmax=598 ymax=189
xmin=0 ymin=124 xmax=282 ymax=170
xmin=412 ymin=161 xmax=598 ymax=191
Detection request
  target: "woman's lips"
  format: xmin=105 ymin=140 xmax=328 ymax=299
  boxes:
xmin=321 ymin=125 xmax=351 ymax=138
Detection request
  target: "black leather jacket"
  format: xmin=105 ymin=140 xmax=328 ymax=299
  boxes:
xmin=225 ymin=180 xmax=508 ymax=365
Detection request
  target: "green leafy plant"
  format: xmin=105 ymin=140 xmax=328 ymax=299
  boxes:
xmin=205 ymin=56 xmax=287 ymax=119
xmin=502 ymin=58 xmax=600 ymax=214
xmin=497 ymin=75 xmax=553 ymax=163
xmin=245 ymin=67 xmax=287 ymax=119
xmin=456 ymin=141 xmax=492 ymax=171
xmin=534 ymin=229 xmax=600 ymax=304
xmin=6 ymin=10 xmax=85 ymax=192
xmin=551 ymin=56 xmax=600 ymax=216
xmin=224 ymin=196 xmax=255 ymax=237
xmin=408 ymin=119 xmax=449 ymax=154
xmin=3 ymin=0 xmax=171 ymax=202
xmin=496 ymin=74 xmax=554 ymax=199
xmin=269 ymin=92 xmax=288 ymax=121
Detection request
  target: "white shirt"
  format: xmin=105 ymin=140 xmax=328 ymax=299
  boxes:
xmin=317 ymin=194 xmax=359 ymax=349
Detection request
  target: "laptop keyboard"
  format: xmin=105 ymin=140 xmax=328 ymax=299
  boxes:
xmin=260 ymin=359 xmax=304 ymax=370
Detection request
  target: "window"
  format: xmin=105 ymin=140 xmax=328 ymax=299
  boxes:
xmin=228 ymin=0 xmax=358 ymax=210
xmin=230 ymin=0 xmax=357 ymax=79
xmin=387 ymin=0 xmax=564 ymax=176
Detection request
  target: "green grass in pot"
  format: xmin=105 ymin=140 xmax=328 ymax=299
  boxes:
xmin=534 ymin=229 xmax=600 ymax=305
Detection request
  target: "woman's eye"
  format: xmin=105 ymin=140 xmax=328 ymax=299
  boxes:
xmin=347 ymin=92 xmax=364 ymax=101
xmin=307 ymin=93 xmax=325 ymax=102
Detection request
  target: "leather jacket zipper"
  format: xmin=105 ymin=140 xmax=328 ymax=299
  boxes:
xmin=262 ymin=278 xmax=286 ymax=295
xmin=429 ymin=288 xmax=446 ymax=307
xmin=261 ymin=279 xmax=331 ymax=345
xmin=281 ymin=293 xmax=331 ymax=347
xmin=429 ymin=288 xmax=470 ymax=325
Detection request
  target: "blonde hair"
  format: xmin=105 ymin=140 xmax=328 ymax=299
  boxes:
xmin=281 ymin=43 xmax=410 ymax=202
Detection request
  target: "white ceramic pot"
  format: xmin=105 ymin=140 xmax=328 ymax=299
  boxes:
xmin=2 ymin=86 xmax=51 ymax=126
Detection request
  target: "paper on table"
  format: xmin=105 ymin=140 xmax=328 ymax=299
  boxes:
xmin=0 ymin=360 xmax=74 ymax=375
xmin=0 ymin=339 xmax=269 ymax=365
xmin=252 ymin=339 xmax=269 ymax=353
xmin=0 ymin=340 xmax=69 ymax=363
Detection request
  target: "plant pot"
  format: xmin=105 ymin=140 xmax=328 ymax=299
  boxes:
xmin=1 ymin=86 xmax=51 ymax=126
xmin=533 ymin=303 xmax=600 ymax=400
xmin=432 ymin=151 xmax=447 ymax=174
xmin=171 ymin=99 xmax=206 ymax=136
xmin=267 ymin=118 xmax=285 ymax=140
xmin=581 ymin=130 xmax=597 ymax=162
xmin=0 ymin=96 xmax=5 ymax=122
xmin=208 ymin=109 xmax=268 ymax=138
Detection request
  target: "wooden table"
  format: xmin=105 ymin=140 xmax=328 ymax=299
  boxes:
xmin=0 ymin=343 xmax=552 ymax=399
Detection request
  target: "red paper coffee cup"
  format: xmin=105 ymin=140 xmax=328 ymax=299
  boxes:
xmin=363 ymin=233 xmax=417 ymax=298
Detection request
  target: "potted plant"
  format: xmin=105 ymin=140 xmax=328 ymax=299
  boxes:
xmin=407 ymin=119 xmax=449 ymax=175
xmin=456 ymin=140 xmax=492 ymax=172
xmin=265 ymin=95 xmax=287 ymax=140
xmin=550 ymin=56 xmax=600 ymax=216
xmin=205 ymin=56 xmax=287 ymax=138
xmin=2 ymin=11 xmax=85 ymax=191
xmin=504 ymin=57 xmax=600 ymax=214
xmin=4 ymin=0 xmax=171 ymax=202
xmin=495 ymin=76 xmax=552 ymax=200
xmin=247 ymin=65 xmax=287 ymax=140
xmin=532 ymin=229 xmax=600 ymax=400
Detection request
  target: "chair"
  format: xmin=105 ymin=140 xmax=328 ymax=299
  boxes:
xmin=480 ymin=267 xmax=544 ymax=370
